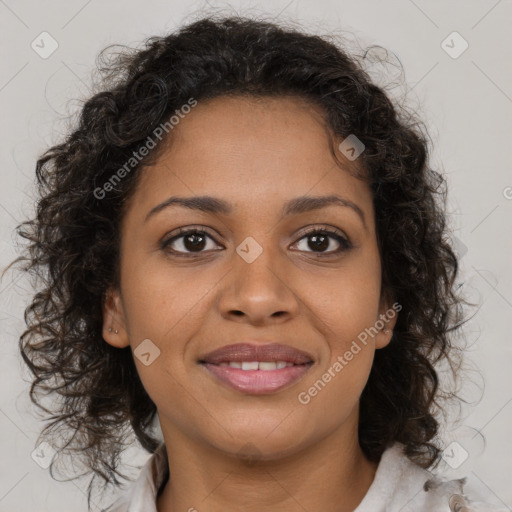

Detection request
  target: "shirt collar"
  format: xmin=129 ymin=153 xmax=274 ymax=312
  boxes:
xmin=112 ymin=441 xmax=168 ymax=512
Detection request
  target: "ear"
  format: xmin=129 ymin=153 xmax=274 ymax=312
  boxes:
xmin=102 ymin=286 xmax=130 ymax=348
xmin=375 ymin=288 xmax=400 ymax=350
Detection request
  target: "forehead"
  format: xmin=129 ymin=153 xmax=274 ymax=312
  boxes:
xmin=164 ymin=94 xmax=335 ymax=160
xmin=128 ymin=95 xmax=373 ymax=223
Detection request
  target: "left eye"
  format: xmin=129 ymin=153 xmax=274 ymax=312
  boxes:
xmin=292 ymin=229 xmax=352 ymax=254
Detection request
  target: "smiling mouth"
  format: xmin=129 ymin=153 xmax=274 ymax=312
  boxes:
xmin=199 ymin=361 xmax=314 ymax=394
xmin=209 ymin=360 xmax=302 ymax=370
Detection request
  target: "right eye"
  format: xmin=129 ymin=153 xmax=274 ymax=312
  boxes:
xmin=160 ymin=228 xmax=223 ymax=257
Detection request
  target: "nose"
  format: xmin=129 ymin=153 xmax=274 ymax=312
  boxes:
xmin=216 ymin=243 xmax=300 ymax=326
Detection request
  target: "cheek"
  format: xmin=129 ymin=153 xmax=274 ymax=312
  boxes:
xmin=295 ymin=258 xmax=381 ymax=424
xmin=120 ymin=254 xmax=212 ymax=342
xmin=119 ymin=250 xmax=224 ymax=370
xmin=306 ymin=248 xmax=382 ymax=345
xmin=121 ymin=272 xmax=204 ymax=417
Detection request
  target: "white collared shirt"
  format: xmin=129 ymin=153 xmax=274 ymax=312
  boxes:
xmin=106 ymin=441 xmax=508 ymax=511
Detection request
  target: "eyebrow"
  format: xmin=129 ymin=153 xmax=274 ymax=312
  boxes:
xmin=144 ymin=194 xmax=367 ymax=229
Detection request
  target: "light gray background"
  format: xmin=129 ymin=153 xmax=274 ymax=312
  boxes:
xmin=1 ymin=1 xmax=511 ymax=511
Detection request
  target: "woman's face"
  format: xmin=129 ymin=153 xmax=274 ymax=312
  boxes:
xmin=103 ymin=95 xmax=396 ymax=460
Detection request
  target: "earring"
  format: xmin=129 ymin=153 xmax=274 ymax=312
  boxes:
xmin=108 ymin=327 xmax=118 ymax=334
xmin=383 ymin=328 xmax=391 ymax=334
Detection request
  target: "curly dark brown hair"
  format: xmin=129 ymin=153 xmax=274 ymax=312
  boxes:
xmin=8 ymin=12 xmax=472 ymax=509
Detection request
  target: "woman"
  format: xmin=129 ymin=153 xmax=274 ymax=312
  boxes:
xmin=12 ymin=14 xmax=506 ymax=512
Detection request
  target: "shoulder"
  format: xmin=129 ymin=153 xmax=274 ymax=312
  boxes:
xmin=104 ymin=441 xmax=507 ymax=512
xmin=355 ymin=442 xmax=508 ymax=512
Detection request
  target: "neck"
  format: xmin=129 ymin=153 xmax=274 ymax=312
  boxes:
xmin=156 ymin=411 xmax=378 ymax=512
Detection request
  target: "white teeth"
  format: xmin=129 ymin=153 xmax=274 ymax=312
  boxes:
xmin=241 ymin=361 xmax=259 ymax=370
xmin=258 ymin=361 xmax=277 ymax=370
xmin=219 ymin=361 xmax=293 ymax=370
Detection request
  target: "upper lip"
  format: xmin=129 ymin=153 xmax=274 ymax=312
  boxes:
xmin=199 ymin=343 xmax=314 ymax=365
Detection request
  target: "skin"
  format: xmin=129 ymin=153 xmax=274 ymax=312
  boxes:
xmin=103 ymin=95 xmax=398 ymax=512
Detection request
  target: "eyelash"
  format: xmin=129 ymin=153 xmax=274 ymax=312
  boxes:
xmin=160 ymin=226 xmax=353 ymax=258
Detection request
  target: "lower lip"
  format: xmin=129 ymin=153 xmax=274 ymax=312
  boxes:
xmin=200 ymin=363 xmax=313 ymax=394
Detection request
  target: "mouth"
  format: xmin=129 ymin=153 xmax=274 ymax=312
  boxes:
xmin=198 ymin=342 xmax=314 ymax=394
